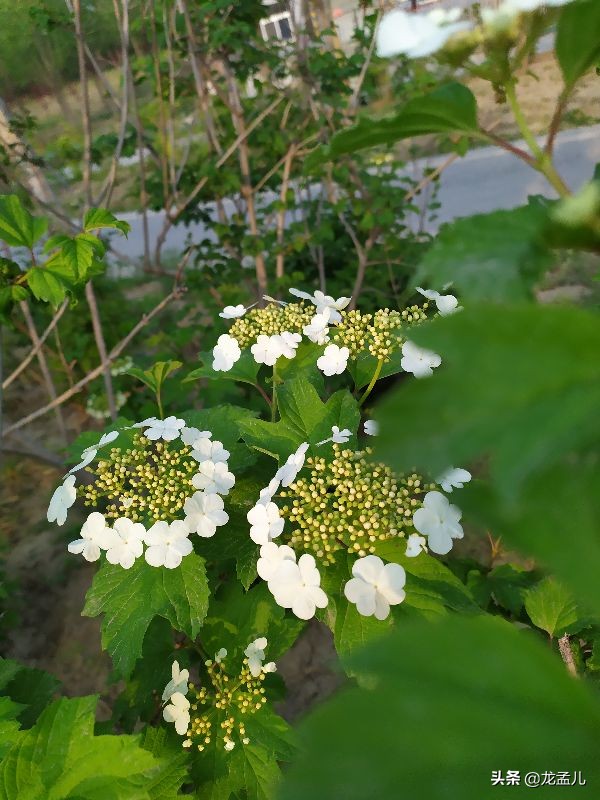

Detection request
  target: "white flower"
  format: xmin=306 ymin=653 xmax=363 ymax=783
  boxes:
xmin=163 ymin=692 xmax=190 ymax=736
xmin=258 ymin=478 xmax=280 ymax=505
xmin=192 ymin=461 xmax=236 ymax=495
xmin=250 ymin=334 xmax=284 ymax=366
xmin=132 ymin=416 xmax=158 ymax=429
xmin=184 ymin=491 xmax=229 ymax=538
xmin=215 ymin=648 xmax=227 ymax=663
xmin=145 ymin=520 xmax=193 ymax=568
xmin=277 ymin=331 xmax=302 ymax=359
xmin=212 ymin=334 xmax=242 ymax=372
xmin=67 ymin=430 xmax=119 ymax=475
xmin=317 ymin=425 xmax=351 ymax=446
xmin=275 ymin=442 xmax=309 ymax=487
xmin=47 ymin=475 xmax=77 ymax=526
xmin=257 ymin=541 xmax=297 ymax=581
xmin=224 ymin=739 xmax=235 ymax=752
xmin=141 ymin=416 xmax=186 ymax=442
xmin=219 ymin=304 xmax=247 ymax=319
xmin=268 ymin=553 xmax=328 ymax=620
xmin=437 ymin=467 xmax=472 ymax=493
xmin=290 ymin=288 xmax=350 ymax=324
xmin=344 ymin=555 xmax=406 ymax=620
xmin=401 ymin=340 xmax=442 ymax=378
xmin=105 ymin=517 xmax=146 ymax=569
xmin=181 ymin=426 xmax=211 ymax=447
xmin=364 ymin=419 xmax=379 ymax=436
xmin=68 ymin=512 xmax=117 ymax=563
xmin=317 ymin=344 xmax=349 ymax=376
xmin=412 ymin=491 xmax=464 ymax=555
xmin=405 ymin=533 xmax=428 ymax=558
xmin=247 ymin=501 xmax=284 ymax=545
xmin=303 ymin=308 xmax=331 ymax=345
xmin=376 ymin=9 xmax=471 ymax=59
xmin=416 ymin=287 xmax=460 ymax=316
xmin=191 ymin=438 xmax=230 ymax=465
xmin=244 ymin=637 xmax=270 ymax=678
xmin=162 ymin=660 xmax=189 ymax=702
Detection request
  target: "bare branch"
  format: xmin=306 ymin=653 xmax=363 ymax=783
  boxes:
xmin=3 ymin=299 xmax=68 ymax=389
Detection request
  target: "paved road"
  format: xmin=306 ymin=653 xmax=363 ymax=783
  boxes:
xmin=112 ymin=125 xmax=600 ymax=264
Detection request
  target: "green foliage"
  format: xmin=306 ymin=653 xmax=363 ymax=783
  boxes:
xmin=82 ymin=554 xmax=210 ymax=677
xmin=376 ymin=306 xmax=600 ymax=494
xmin=413 ymin=202 xmax=552 ymax=301
xmin=309 ymin=83 xmax=478 ymax=165
xmin=556 ymin=0 xmax=600 ymax=86
xmin=84 ymin=208 xmax=131 ymax=237
xmin=524 ymin=578 xmax=580 ymax=637
xmin=0 ymin=194 xmax=47 ymax=248
xmin=185 ymin=351 xmax=260 ymax=389
xmin=280 ymin=616 xmax=600 ymax=800
xmin=0 ymin=696 xmax=165 ymax=800
xmin=0 ymin=657 xmax=60 ymax=728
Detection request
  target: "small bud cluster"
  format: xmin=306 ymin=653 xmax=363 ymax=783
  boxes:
xmin=333 ymin=305 xmax=428 ymax=362
xmin=78 ymin=433 xmax=197 ymax=523
xmin=186 ymin=657 xmax=267 ymax=752
xmin=229 ymin=301 xmax=314 ymax=347
xmin=278 ymin=444 xmax=433 ymax=564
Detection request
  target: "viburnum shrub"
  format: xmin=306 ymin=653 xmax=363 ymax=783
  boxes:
xmin=42 ymin=286 xmax=471 ymax=781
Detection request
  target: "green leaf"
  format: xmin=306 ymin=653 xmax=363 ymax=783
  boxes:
xmin=0 ymin=697 xmax=22 ymax=759
xmin=347 ymin=348 xmax=403 ymax=390
xmin=136 ymin=727 xmax=189 ymax=799
xmin=277 ymin=377 xmax=360 ymax=447
xmin=313 ymin=83 xmax=478 ymax=163
xmin=280 ymin=616 xmax=600 ymax=800
xmin=0 ymin=658 xmax=60 ymax=728
xmin=128 ymin=360 xmax=182 ymax=395
xmin=26 ymin=251 xmax=77 ymax=305
xmin=556 ymin=0 xmax=600 ymax=86
xmin=0 ymin=195 xmax=47 ymax=248
xmin=525 ymin=577 xmax=580 ymax=637
xmin=58 ymin=233 xmax=98 ymax=281
xmin=82 ymin=554 xmax=210 ymax=678
xmin=373 ymin=540 xmax=480 ymax=615
xmin=486 ymin=563 xmax=539 ymax=616
xmin=184 ymin=351 xmax=259 ymax=387
xmin=202 ymin=582 xmax=304 ymax=664
xmin=84 ymin=208 xmax=131 ymax=236
xmin=0 ymin=696 xmax=157 ymax=800
xmin=239 ymin=417 xmax=301 ymax=462
xmin=413 ymin=202 xmax=552 ymax=302
xmin=376 ymin=306 xmax=600 ymax=494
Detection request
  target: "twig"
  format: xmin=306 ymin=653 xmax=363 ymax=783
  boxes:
xmin=19 ymin=301 xmax=69 ymax=442
xmin=85 ymin=282 xmax=117 ymax=421
xmin=3 ymin=299 xmax=68 ymax=389
xmin=4 ymin=287 xmax=183 ymax=435
xmin=558 ymin=634 xmax=577 ymax=678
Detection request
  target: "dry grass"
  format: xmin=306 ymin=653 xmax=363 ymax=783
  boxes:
xmin=468 ymin=50 xmax=600 ymax=140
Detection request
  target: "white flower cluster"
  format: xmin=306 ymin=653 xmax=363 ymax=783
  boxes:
xmin=212 ymin=288 xmax=352 ymax=377
xmin=376 ymin=1 xmax=572 ymax=61
xmin=48 ymin=418 xmax=236 ymax=570
xmin=247 ymin=436 xmax=473 ymax=620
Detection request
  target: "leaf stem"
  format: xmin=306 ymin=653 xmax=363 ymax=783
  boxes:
xmin=271 ymin=363 xmax=279 ymax=422
xmin=505 ymin=82 xmax=571 ymax=198
xmin=359 ymin=358 xmax=383 ymax=407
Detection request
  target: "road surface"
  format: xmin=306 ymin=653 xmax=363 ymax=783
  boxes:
xmin=112 ymin=124 xmax=600 ymax=264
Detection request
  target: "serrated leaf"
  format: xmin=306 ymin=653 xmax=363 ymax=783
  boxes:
xmin=0 ymin=696 xmax=157 ymax=800
xmin=0 ymin=657 xmax=60 ymax=728
xmin=26 ymin=250 xmax=77 ymax=305
xmin=58 ymin=233 xmax=97 ymax=281
xmin=308 ymin=83 xmax=478 ymax=166
xmin=0 ymin=194 xmax=47 ymax=248
xmin=525 ymin=578 xmax=580 ymax=637
xmin=83 ymin=554 xmax=210 ymax=677
xmin=84 ymin=208 xmax=131 ymax=236
xmin=277 ymin=377 xmax=360 ymax=446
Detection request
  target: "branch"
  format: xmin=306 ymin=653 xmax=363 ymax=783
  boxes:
xmin=3 ymin=299 xmax=68 ymax=389
xmin=4 ymin=287 xmax=183 ymax=435
xmin=558 ymin=634 xmax=578 ymax=678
